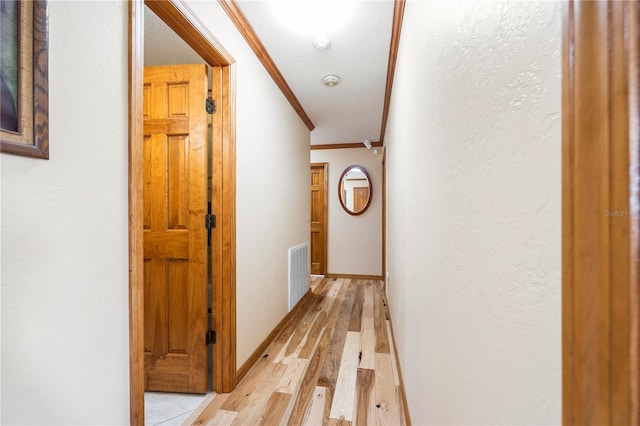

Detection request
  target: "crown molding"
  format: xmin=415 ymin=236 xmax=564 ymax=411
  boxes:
xmin=310 ymin=141 xmax=383 ymax=150
xmin=218 ymin=0 xmax=315 ymax=131
xmin=379 ymin=0 xmax=406 ymax=145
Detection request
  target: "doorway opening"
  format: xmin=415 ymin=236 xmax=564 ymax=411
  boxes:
xmin=128 ymin=1 xmax=237 ymax=423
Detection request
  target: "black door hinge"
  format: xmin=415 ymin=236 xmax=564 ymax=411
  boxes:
xmin=205 ymin=213 xmax=216 ymax=230
xmin=206 ymin=97 xmax=216 ymax=114
xmin=205 ymin=212 xmax=216 ymax=247
xmin=206 ymin=329 xmax=216 ymax=345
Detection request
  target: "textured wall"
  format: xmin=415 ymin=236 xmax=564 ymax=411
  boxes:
xmin=185 ymin=1 xmax=311 ymax=367
xmin=1 ymin=2 xmax=129 ymax=424
xmin=310 ymin=148 xmax=382 ymax=276
xmin=385 ymin=1 xmax=561 ymax=424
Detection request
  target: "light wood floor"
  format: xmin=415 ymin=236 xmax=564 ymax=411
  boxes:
xmin=184 ymin=278 xmax=408 ymax=425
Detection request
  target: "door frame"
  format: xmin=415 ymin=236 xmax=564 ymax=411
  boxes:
xmin=311 ymin=162 xmax=328 ymax=275
xmin=563 ymin=1 xmax=639 ymax=423
xmin=129 ymin=1 xmax=237 ymax=423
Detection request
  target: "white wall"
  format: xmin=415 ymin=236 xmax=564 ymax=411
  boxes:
xmin=310 ymin=148 xmax=382 ymax=276
xmin=1 ymin=2 xmax=130 ymax=424
xmin=184 ymin=1 xmax=310 ymax=367
xmin=385 ymin=1 xmax=561 ymax=424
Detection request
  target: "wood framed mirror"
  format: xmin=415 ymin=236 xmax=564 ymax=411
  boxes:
xmin=338 ymin=164 xmax=372 ymax=216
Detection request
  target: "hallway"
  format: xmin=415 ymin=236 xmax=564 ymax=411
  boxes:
xmin=185 ymin=278 xmax=408 ymax=425
xmin=2 ymin=0 xmax=605 ymax=424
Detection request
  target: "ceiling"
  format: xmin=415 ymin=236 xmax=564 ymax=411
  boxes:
xmin=144 ymin=6 xmax=203 ymax=66
xmin=144 ymin=0 xmax=396 ymax=147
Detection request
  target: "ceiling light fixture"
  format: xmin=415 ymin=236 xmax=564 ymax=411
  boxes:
xmin=314 ymin=38 xmax=330 ymax=49
xmin=270 ymin=0 xmax=357 ymax=36
xmin=322 ymin=75 xmax=341 ymax=87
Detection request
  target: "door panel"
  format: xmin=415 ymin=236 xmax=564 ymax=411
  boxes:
xmin=143 ymin=135 xmax=153 ymax=230
xmin=167 ymin=136 xmax=189 ymax=230
xmin=310 ymin=164 xmax=327 ymax=275
xmin=143 ymin=258 xmax=154 ymax=354
xmin=143 ymin=64 xmax=208 ymax=393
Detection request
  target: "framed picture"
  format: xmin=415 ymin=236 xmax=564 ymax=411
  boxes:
xmin=0 ymin=0 xmax=49 ymax=159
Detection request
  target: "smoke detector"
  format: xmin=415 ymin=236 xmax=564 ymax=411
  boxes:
xmin=322 ymin=74 xmax=341 ymax=87
xmin=314 ymin=38 xmax=330 ymax=49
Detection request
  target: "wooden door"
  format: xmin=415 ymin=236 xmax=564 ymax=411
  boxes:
xmin=310 ymin=163 xmax=328 ymax=275
xmin=143 ymin=64 xmax=208 ymax=393
xmin=353 ymin=187 xmax=370 ymax=213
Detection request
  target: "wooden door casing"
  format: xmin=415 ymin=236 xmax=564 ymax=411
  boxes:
xmin=563 ymin=1 xmax=640 ymax=424
xmin=143 ymin=64 xmax=208 ymax=393
xmin=310 ymin=163 xmax=328 ymax=275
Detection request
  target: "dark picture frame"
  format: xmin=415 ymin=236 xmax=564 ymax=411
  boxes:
xmin=0 ymin=0 xmax=49 ymax=159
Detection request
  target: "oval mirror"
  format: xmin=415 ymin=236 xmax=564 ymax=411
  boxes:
xmin=338 ymin=165 xmax=372 ymax=216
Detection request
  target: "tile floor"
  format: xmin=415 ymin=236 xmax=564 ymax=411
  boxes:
xmin=145 ymin=392 xmax=208 ymax=425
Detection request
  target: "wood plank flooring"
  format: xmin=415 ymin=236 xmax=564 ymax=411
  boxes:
xmin=185 ymin=278 xmax=407 ymax=425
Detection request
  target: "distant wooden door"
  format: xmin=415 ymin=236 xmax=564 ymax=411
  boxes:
xmin=143 ymin=64 xmax=208 ymax=393
xmin=310 ymin=163 xmax=328 ymax=275
xmin=353 ymin=187 xmax=370 ymax=213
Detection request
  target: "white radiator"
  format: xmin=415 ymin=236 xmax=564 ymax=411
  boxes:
xmin=288 ymin=243 xmax=309 ymax=311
